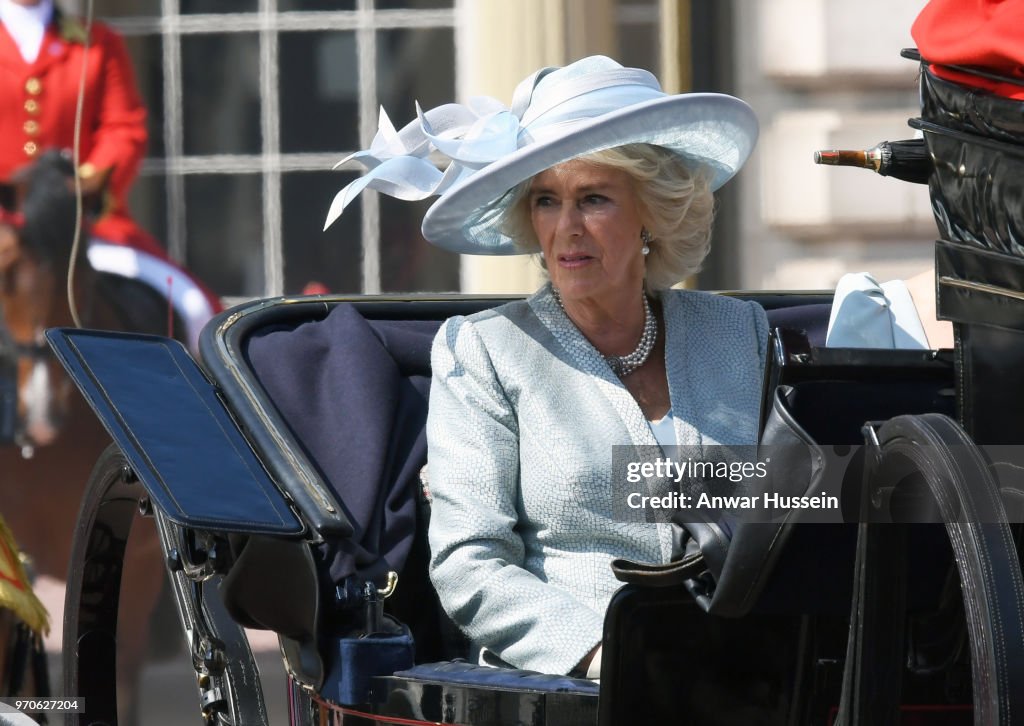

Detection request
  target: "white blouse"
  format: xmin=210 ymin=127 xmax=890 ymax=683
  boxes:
xmin=648 ymin=409 xmax=677 ymax=449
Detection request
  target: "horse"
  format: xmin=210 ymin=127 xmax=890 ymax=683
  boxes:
xmin=0 ymin=149 xmax=185 ymax=724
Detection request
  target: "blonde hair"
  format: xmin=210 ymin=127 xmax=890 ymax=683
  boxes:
xmin=501 ymin=144 xmax=715 ymax=290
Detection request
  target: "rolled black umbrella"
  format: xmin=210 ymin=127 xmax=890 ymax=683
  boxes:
xmin=814 ymin=138 xmax=933 ymax=184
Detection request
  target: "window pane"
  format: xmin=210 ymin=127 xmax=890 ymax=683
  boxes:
xmin=123 ymin=34 xmax=165 ymax=158
xmin=617 ymin=22 xmax=659 ymax=76
xmin=181 ymin=0 xmax=257 ymax=12
xmin=101 ymin=1 xmax=162 ymax=17
xmin=376 ymin=28 xmax=455 ymax=126
xmin=379 ymin=196 xmax=459 ymax=292
xmin=185 ymin=174 xmax=264 ymax=297
xmin=375 ymin=0 xmax=453 ymax=8
xmin=280 ymin=0 xmax=356 ymax=9
xmin=280 ymin=31 xmax=359 ymax=154
xmin=282 ymin=171 xmax=362 ymax=294
xmin=182 ymin=34 xmax=261 ymax=155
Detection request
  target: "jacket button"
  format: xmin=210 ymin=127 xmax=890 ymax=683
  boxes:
xmin=23 ymin=120 xmax=39 ymax=136
xmin=24 ymin=99 xmax=39 ymax=114
xmin=25 ymin=77 xmax=42 ymax=95
xmin=23 ymin=141 xmax=38 ymax=156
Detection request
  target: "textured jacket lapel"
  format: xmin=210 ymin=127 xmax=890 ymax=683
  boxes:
xmin=661 ymin=290 xmax=766 ymax=448
xmin=661 ymin=290 xmax=704 ymax=450
xmin=528 ymin=285 xmax=658 ymax=449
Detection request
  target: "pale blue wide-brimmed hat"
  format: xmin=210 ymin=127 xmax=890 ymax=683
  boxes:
xmin=325 ymin=55 xmax=759 ymax=255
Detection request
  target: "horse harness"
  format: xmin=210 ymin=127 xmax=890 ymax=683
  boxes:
xmin=0 ymin=207 xmax=41 ymax=442
xmin=0 ymin=308 xmax=50 ymax=446
xmin=0 ymin=294 xmax=94 ymax=450
xmin=0 ymin=317 xmax=50 ymax=364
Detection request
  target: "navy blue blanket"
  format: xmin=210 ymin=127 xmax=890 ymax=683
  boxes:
xmin=246 ymin=304 xmax=439 ymax=587
xmin=765 ymin=303 xmax=830 ymax=347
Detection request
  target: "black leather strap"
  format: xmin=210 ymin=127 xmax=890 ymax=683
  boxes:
xmin=610 ymin=551 xmax=705 ymax=587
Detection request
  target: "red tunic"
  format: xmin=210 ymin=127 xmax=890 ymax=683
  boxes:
xmin=0 ymin=13 xmax=165 ymax=256
xmin=912 ymin=0 xmax=1024 ymax=99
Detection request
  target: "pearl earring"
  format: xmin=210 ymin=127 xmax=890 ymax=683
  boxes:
xmin=641 ymin=228 xmax=653 ymax=256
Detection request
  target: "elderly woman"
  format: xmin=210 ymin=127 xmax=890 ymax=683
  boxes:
xmin=327 ymin=56 xmax=766 ymax=678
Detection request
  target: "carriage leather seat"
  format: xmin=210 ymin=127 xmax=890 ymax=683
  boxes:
xmin=221 ymin=295 xmax=840 ymax=705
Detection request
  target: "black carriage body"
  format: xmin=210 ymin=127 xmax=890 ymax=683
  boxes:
xmin=49 ymin=284 xmax=1013 ymax=726
xmin=911 ymin=61 xmax=1024 ymax=448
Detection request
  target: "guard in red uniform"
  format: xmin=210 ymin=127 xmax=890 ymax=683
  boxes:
xmin=0 ymin=0 xmax=220 ymax=348
xmin=912 ymin=0 xmax=1024 ymax=100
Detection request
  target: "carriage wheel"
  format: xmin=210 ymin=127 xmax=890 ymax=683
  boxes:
xmin=63 ymin=444 xmax=271 ymax=726
xmin=63 ymin=444 xmax=140 ymax=724
xmin=841 ymin=413 xmax=1024 ymax=726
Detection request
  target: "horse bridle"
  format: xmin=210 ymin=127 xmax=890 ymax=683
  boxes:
xmin=0 ymin=203 xmax=55 ymax=374
xmin=0 ymin=171 xmax=97 ymax=453
xmin=0 ymin=199 xmax=94 ymax=377
xmin=0 ymin=245 xmax=105 ymax=448
xmin=0 ymin=303 xmax=53 ymax=448
xmin=0 ymin=314 xmax=24 ymax=446
xmin=0 ymin=316 xmax=51 ymax=362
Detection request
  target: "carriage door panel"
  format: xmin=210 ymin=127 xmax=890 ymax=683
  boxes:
xmin=44 ymin=328 xmax=304 ymax=537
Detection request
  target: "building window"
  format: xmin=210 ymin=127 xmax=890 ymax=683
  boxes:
xmin=107 ymin=0 xmax=457 ymax=300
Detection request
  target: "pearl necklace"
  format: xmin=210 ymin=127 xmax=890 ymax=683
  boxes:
xmin=552 ymin=287 xmax=658 ymax=377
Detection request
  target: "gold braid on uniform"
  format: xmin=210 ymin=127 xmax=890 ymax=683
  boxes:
xmin=0 ymin=515 xmax=49 ymax=636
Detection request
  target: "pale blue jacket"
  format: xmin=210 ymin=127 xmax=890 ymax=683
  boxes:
xmin=426 ymin=285 xmax=768 ymax=675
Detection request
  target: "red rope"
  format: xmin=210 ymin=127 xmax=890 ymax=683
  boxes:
xmin=166 ymin=275 xmax=174 ymax=338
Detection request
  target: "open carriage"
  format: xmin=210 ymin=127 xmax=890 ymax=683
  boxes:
xmin=44 ymin=49 xmax=1024 ymax=726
